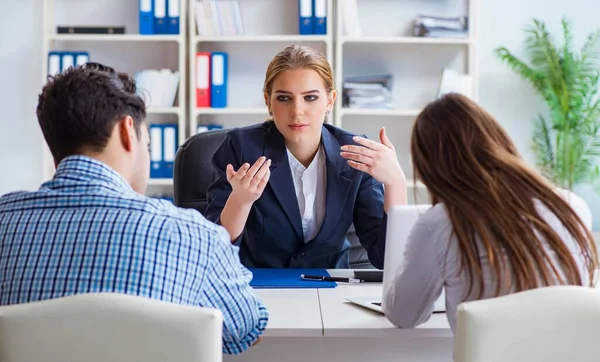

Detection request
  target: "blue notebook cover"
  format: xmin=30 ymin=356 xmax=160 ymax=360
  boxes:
xmin=248 ymin=268 xmax=337 ymax=289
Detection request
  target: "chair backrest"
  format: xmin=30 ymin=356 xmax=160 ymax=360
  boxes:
xmin=0 ymin=293 xmax=223 ymax=362
xmin=454 ymin=286 xmax=600 ymax=362
xmin=174 ymin=129 xmax=229 ymax=214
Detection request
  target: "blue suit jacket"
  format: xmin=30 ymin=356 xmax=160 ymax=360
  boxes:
xmin=205 ymin=121 xmax=387 ymax=269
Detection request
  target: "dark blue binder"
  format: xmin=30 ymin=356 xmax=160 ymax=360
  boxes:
xmin=313 ymin=0 xmax=326 ymax=35
xmin=298 ymin=0 xmax=313 ymax=35
xmin=210 ymin=52 xmax=228 ymax=108
xmin=167 ymin=0 xmax=180 ymax=34
xmin=154 ymin=0 xmax=168 ymax=34
xmin=139 ymin=0 xmax=154 ymax=35
xmin=248 ymin=268 xmax=337 ymax=289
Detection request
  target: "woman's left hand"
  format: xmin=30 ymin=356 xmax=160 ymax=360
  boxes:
xmin=340 ymin=127 xmax=406 ymax=188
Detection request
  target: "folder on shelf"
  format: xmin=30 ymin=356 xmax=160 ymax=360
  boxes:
xmin=74 ymin=52 xmax=90 ymax=66
xmin=139 ymin=0 xmax=154 ymax=34
xmin=47 ymin=52 xmax=62 ymax=76
xmin=248 ymin=268 xmax=337 ymax=289
xmin=61 ymin=53 xmax=75 ymax=72
xmin=162 ymin=125 xmax=178 ymax=178
xmin=196 ymin=52 xmax=211 ymax=107
xmin=313 ymin=0 xmax=326 ymax=35
xmin=150 ymin=124 xmax=163 ymax=179
xmin=210 ymin=52 xmax=228 ymax=108
xmin=154 ymin=0 xmax=167 ymax=34
xmin=167 ymin=0 xmax=180 ymax=34
xmin=298 ymin=0 xmax=313 ymax=35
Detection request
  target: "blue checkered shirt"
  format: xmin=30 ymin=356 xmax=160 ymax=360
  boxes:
xmin=0 ymin=156 xmax=268 ymax=354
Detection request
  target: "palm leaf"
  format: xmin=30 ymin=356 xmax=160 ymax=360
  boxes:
xmin=497 ymin=18 xmax=600 ymax=192
xmin=532 ymin=115 xmax=556 ymax=182
xmin=495 ymin=47 xmax=545 ymax=91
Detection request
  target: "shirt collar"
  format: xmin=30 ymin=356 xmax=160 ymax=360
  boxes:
xmin=50 ymin=155 xmax=135 ymax=193
xmin=286 ymin=146 xmax=325 ymax=174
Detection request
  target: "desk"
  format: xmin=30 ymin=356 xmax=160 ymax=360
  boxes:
xmin=224 ymin=270 xmax=453 ymax=362
xmin=255 ymin=289 xmax=322 ymax=338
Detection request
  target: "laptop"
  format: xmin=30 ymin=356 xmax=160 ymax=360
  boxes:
xmin=345 ymin=204 xmax=446 ymax=314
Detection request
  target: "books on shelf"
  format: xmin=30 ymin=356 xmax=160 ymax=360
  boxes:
xmin=150 ymin=124 xmax=179 ymax=179
xmin=139 ymin=0 xmax=180 ymax=35
xmin=298 ymin=0 xmax=327 ymax=35
xmin=57 ymin=26 xmax=125 ymax=34
xmin=196 ymin=52 xmax=228 ymax=108
xmin=437 ymin=68 xmax=473 ymax=99
xmin=47 ymin=51 xmax=90 ymax=76
xmin=413 ymin=15 xmax=468 ymax=38
xmin=342 ymin=74 xmax=396 ymax=109
xmin=135 ymin=69 xmax=180 ymax=108
xmin=195 ymin=0 xmax=245 ymax=36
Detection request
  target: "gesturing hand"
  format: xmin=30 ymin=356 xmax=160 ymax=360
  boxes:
xmin=340 ymin=127 xmax=406 ymax=187
xmin=226 ymin=156 xmax=271 ymax=205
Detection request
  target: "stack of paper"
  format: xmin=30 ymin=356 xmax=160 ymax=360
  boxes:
xmin=413 ymin=15 xmax=468 ymax=38
xmin=343 ymin=74 xmax=396 ymax=109
xmin=134 ymin=69 xmax=180 ymax=108
xmin=195 ymin=0 xmax=245 ymax=36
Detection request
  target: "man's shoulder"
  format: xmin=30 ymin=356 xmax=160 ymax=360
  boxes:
xmin=0 ymin=189 xmax=229 ymax=244
xmin=142 ymin=197 xmax=230 ymax=241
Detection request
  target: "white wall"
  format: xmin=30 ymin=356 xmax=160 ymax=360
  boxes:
xmin=0 ymin=0 xmax=44 ymax=193
xmin=2 ymin=0 xmax=600 ymax=220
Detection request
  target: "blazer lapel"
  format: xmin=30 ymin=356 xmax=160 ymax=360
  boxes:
xmin=313 ymin=127 xmax=353 ymax=242
xmin=263 ymin=124 xmax=304 ymax=241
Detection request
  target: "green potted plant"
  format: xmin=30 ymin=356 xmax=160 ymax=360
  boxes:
xmin=495 ymin=18 xmax=600 ymax=192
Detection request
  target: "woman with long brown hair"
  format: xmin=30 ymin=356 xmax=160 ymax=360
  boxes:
xmin=342 ymin=92 xmax=598 ymax=331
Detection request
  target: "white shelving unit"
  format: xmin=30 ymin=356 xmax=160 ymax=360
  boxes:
xmin=333 ymin=0 xmax=479 ymax=197
xmin=41 ymin=0 xmax=187 ymax=190
xmin=41 ymin=0 xmax=478 ymax=202
xmin=188 ymin=0 xmax=334 ymax=136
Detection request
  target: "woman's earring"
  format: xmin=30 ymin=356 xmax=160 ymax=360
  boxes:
xmin=269 ymin=110 xmax=273 ymax=116
xmin=325 ymin=110 xmax=331 ymax=115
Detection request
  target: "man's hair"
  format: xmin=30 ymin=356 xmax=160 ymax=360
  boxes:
xmin=36 ymin=62 xmax=147 ymax=164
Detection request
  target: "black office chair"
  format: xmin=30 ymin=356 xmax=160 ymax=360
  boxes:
xmin=173 ymin=128 xmax=229 ymax=214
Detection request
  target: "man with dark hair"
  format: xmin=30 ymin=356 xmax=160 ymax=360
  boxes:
xmin=0 ymin=63 xmax=267 ymax=354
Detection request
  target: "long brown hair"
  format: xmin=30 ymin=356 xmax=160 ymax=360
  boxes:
xmin=411 ymin=93 xmax=598 ymax=299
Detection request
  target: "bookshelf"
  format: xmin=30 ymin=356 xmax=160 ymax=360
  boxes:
xmin=188 ymin=0 xmax=334 ymax=137
xmin=40 ymin=0 xmax=478 ymax=203
xmin=333 ymin=0 xmax=479 ymax=200
xmin=41 ymin=0 xmax=187 ymax=193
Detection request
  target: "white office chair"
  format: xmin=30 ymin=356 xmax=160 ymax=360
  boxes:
xmin=0 ymin=293 xmax=223 ymax=362
xmin=454 ymin=285 xmax=600 ymax=362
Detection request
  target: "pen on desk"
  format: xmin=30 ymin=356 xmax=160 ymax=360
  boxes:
xmin=300 ymin=274 xmax=363 ymax=284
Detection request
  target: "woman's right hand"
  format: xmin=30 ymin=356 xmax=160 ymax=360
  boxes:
xmin=226 ymin=156 xmax=271 ymax=206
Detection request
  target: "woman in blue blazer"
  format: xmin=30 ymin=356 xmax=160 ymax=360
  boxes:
xmin=205 ymin=45 xmax=408 ymax=269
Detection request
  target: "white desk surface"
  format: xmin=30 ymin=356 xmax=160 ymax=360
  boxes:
xmin=253 ymin=269 xmax=452 ymax=338
xmin=318 ymin=283 xmax=452 ymax=338
xmin=254 ymin=288 xmax=322 ymax=337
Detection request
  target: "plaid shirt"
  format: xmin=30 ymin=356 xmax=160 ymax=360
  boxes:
xmin=0 ymin=156 xmax=268 ymax=354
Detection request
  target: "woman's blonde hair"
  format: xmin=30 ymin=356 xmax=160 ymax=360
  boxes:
xmin=263 ymin=45 xmax=334 ymax=97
